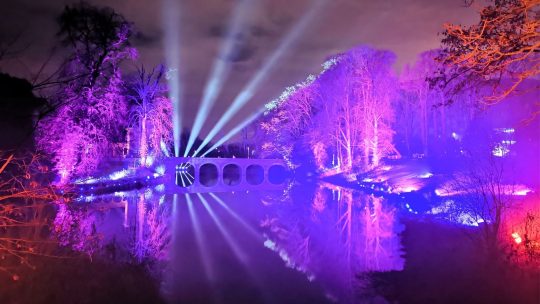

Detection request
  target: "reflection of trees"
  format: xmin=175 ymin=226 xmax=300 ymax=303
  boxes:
xmin=53 ymin=193 xmax=172 ymax=265
xmin=262 ymin=184 xmax=404 ymax=302
xmin=357 ymin=195 xmax=404 ymax=272
xmin=261 ymin=217 xmax=312 ymax=274
xmin=132 ymin=194 xmax=171 ymax=262
xmin=53 ymin=203 xmax=101 ymax=257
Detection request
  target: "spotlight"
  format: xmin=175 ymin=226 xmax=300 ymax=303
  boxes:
xmin=162 ymin=0 xmax=183 ymax=156
xmin=193 ymin=0 xmax=327 ymax=156
xmin=201 ymin=108 xmax=264 ymax=157
xmin=183 ymin=0 xmax=256 ymax=156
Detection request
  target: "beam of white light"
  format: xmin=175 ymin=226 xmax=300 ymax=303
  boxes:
xmin=162 ymin=0 xmax=182 ymax=157
xmin=193 ymin=0 xmax=326 ymax=157
xmin=183 ymin=0 xmax=257 ymax=157
xmin=186 ymin=194 xmax=215 ymax=282
xmin=183 ymin=172 xmax=194 ymax=184
xmin=197 ymin=193 xmax=248 ymax=264
xmin=201 ymin=108 xmax=264 ymax=157
xmin=209 ymin=193 xmax=260 ymax=239
xmin=179 ymin=171 xmax=187 ymax=187
xmin=185 ymin=171 xmax=195 ymax=181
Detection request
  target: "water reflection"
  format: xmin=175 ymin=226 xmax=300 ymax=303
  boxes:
xmin=52 ymin=183 xmax=404 ymax=303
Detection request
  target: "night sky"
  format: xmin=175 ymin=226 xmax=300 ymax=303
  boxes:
xmin=0 ymin=0 xmax=478 ymax=134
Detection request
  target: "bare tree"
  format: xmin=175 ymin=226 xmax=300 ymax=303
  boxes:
xmin=442 ymin=156 xmax=518 ymax=259
xmin=436 ymin=0 xmax=539 ymax=108
xmin=0 ymin=152 xmax=60 ymax=280
xmin=128 ymin=65 xmax=173 ymax=163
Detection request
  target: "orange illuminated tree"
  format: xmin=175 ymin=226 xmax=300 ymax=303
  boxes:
xmin=436 ymin=0 xmax=539 ymax=106
xmin=0 ymin=152 xmax=60 ymax=280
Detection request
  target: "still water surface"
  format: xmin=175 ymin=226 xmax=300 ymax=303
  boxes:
xmin=55 ymin=182 xmax=405 ymax=304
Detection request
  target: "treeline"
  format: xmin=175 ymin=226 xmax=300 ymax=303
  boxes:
xmin=255 ymin=45 xmax=537 ymax=172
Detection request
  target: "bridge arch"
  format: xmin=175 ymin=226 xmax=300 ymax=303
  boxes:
xmin=163 ymin=157 xmax=288 ymax=192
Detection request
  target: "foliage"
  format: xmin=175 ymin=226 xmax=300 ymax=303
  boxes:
xmin=399 ymin=50 xmax=480 ymax=156
xmin=435 ymin=0 xmax=539 ymax=106
xmin=0 ymin=152 xmax=60 ymax=280
xmin=258 ymin=46 xmax=399 ymax=172
xmin=37 ymin=3 xmax=135 ymax=182
xmin=128 ymin=65 xmax=173 ymax=163
xmin=57 ymin=1 xmax=136 ymax=88
xmin=259 ymin=75 xmax=320 ymax=165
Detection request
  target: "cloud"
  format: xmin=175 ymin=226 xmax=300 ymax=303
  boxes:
xmin=0 ymin=0 xmax=480 ymax=133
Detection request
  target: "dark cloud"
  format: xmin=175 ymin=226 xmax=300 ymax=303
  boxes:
xmin=224 ymin=41 xmax=256 ymax=62
xmin=132 ymin=30 xmax=162 ymax=47
xmin=249 ymin=25 xmax=273 ymax=38
xmin=208 ymin=24 xmax=227 ymax=38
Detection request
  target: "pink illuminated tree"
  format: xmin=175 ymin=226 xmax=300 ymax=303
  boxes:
xmin=356 ymin=195 xmax=404 ymax=272
xmin=258 ymin=46 xmax=400 ymax=171
xmin=320 ymin=47 xmax=399 ymax=170
xmin=37 ymin=3 xmax=135 ymax=182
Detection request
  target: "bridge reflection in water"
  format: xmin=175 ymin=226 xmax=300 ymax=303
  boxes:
xmin=162 ymin=157 xmax=289 ymax=193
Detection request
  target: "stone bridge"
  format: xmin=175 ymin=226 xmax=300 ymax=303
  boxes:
xmin=162 ymin=157 xmax=289 ymax=193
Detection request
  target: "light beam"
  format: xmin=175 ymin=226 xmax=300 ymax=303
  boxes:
xmin=201 ymin=108 xmax=264 ymax=157
xmin=197 ymin=193 xmax=248 ymax=264
xmin=183 ymin=0 xmax=257 ymax=156
xmin=193 ymin=0 xmax=326 ymax=156
xmin=186 ymin=194 xmax=215 ymax=282
xmin=162 ymin=0 xmax=182 ymax=156
xmin=209 ymin=193 xmax=260 ymax=239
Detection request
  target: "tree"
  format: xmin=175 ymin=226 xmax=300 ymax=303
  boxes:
xmin=319 ymin=47 xmax=398 ymax=170
xmin=259 ymin=74 xmax=320 ymax=166
xmin=0 ymin=73 xmax=46 ymax=151
xmin=442 ymin=156 xmax=519 ymax=259
xmin=57 ymin=2 xmax=135 ymax=88
xmin=128 ymin=65 xmax=173 ymax=164
xmin=37 ymin=3 xmax=136 ymax=182
xmin=0 ymin=152 xmax=59 ymax=280
xmin=258 ymin=46 xmax=400 ymax=172
xmin=436 ymin=0 xmax=539 ymax=106
xmin=349 ymin=48 xmax=399 ymax=169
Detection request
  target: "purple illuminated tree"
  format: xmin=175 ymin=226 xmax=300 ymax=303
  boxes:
xmin=37 ymin=3 xmax=136 ymax=182
xmin=259 ymin=74 xmax=319 ymax=166
xmin=128 ymin=65 xmax=173 ymax=164
xmin=258 ymin=46 xmax=400 ymax=172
